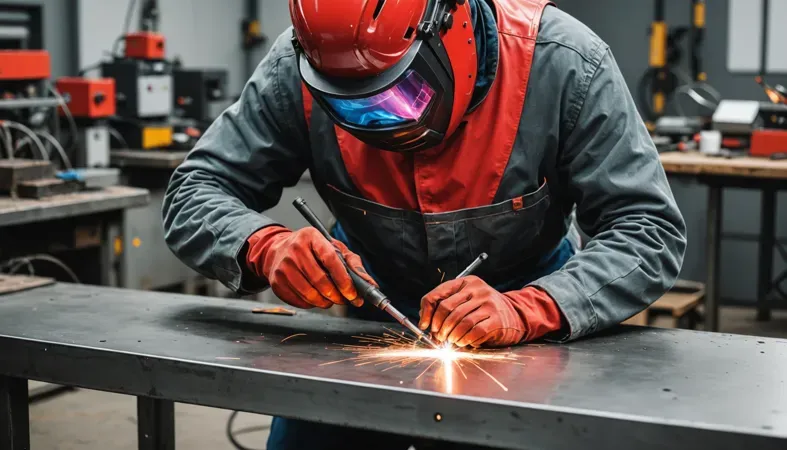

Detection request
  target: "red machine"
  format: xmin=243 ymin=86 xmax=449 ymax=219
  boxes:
xmin=55 ymin=78 xmax=116 ymax=118
xmin=124 ymin=32 xmax=165 ymax=60
xmin=0 ymin=50 xmax=50 ymax=80
xmin=751 ymin=129 xmax=787 ymax=158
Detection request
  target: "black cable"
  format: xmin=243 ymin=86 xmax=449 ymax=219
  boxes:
xmin=638 ymin=69 xmax=658 ymax=122
xmin=112 ymin=0 xmax=139 ymax=57
xmin=226 ymin=411 xmax=269 ymax=450
xmin=78 ymin=62 xmax=102 ymax=76
xmin=1 ymin=254 xmax=81 ymax=283
xmin=108 ymin=126 xmax=130 ymax=149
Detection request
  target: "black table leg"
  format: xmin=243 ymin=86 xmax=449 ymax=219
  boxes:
xmin=0 ymin=376 xmax=30 ymax=450
xmin=137 ymin=397 xmax=175 ymax=450
xmin=705 ymin=186 xmax=722 ymax=332
xmin=757 ymin=189 xmax=776 ymax=322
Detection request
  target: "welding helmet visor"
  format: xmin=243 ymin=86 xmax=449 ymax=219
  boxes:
xmin=323 ymin=70 xmax=435 ymax=128
xmin=297 ymin=35 xmax=456 ymax=152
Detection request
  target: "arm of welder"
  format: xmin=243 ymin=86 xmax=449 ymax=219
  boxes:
xmin=162 ymin=37 xmax=309 ymax=294
xmin=530 ymin=48 xmax=687 ymax=342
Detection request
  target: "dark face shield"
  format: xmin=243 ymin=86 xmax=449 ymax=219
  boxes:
xmin=296 ymin=29 xmax=456 ymax=153
xmin=322 ymin=70 xmax=436 ymax=129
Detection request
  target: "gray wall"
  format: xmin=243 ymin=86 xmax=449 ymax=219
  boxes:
xmin=5 ymin=0 xmax=76 ymax=77
xmin=558 ymin=0 xmax=787 ymax=303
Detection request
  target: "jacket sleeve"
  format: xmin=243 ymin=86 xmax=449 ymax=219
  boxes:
xmin=162 ymin=36 xmax=309 ymax=294
xmin=530 ymin=48 xmax=687 ymax=341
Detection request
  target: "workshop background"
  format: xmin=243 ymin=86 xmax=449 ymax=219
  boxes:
xmin=1 ymin=0 xmax=787 ymax=449
xmin=70 ymin=0 xmax=787 ymax=305
xmin=14 ymin=0 xmax=785 ymax=304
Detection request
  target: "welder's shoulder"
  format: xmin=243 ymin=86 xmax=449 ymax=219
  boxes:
xmin=536 ymin=5 xmax=608 ymax=67
xmin=251 ymin=27 xmax=300 ymax=87
xmin=266 ymin=27 xmax=297 ymax=64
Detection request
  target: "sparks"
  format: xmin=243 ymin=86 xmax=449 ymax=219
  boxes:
xmin=321 ymin=329 xmax=530 ymax=393
xmin=281 ymin=333 xmax=306 ymax=343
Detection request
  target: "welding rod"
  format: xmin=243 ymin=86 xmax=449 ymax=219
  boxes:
xmin=292 ymin=197 xmax=440 ymax=349
xmin=456 ymin=253 xmax=488 ymax=279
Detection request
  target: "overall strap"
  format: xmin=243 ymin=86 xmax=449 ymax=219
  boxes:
xmin=301 ymin=83 xmax=313 ymax=129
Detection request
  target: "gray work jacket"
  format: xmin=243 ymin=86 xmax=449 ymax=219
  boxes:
xmin=163 ymin=6 xmax=686 ymax=342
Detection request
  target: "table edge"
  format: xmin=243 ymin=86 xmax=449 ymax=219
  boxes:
xmin=0 ymin=188 xmax=150 ymax=227
xmin=0 ymin=334 xmax=783 ymax=449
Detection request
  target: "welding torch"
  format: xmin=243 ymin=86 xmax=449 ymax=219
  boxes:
xmin=293 ymin=198 xmax=441 ymax=349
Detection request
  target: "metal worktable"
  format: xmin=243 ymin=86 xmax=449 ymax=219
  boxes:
xmin=0 ymin=187 xmax=149 ymax=287
xmin=1 ymin=284 xmax=785 ymax=449
xmin=660 ymin=152 xmax=787 ymax=331
xmin=0 ymin=186 xmax=148 ymax=227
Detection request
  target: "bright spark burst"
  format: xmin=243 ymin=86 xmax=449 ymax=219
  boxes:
xmin=320 ymin=329 xmax=531 ymax=393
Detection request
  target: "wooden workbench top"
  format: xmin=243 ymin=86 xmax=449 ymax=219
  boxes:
xmin=660 ymin=151 xmax=787 ymax=180
xmin=0 ymin=185 xmax=149 ymax=227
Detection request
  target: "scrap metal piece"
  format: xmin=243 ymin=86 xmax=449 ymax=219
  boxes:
xmin=16 ymin=178 xmax=84 ymax=199
xmin=0 ymin=159 xmax=54 ymax=195
xmin=252 ymin=306 xmax=296 ymax=316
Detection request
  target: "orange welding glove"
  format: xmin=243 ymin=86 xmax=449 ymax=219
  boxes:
xmin=418 ymin=276 xmax=563 ymax=348
xmin=246 ymin=226 xmax=376 ymax=309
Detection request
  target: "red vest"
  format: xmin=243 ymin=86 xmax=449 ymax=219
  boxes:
xmin=303 ymin=0 xmax=553 ymax=214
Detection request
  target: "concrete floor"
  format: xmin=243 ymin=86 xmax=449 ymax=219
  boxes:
xmin=28 ymin=306 xmax=787 ymax=450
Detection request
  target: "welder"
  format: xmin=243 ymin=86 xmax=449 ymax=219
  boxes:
xmin=163 ymin=0 xmax=686 ymax=448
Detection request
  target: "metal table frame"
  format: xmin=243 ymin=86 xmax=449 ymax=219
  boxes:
xmin=695 ymin=175 xmax=787 ymax=331
xmin=1 ymin=284 xmax=786 ymax=450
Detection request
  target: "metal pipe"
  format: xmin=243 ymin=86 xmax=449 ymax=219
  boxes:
xmin=705 ymin=186 xmax=722 ymax=332
xmin=757 ymin=189 xmax=776 ymax=322
xmin=0 ymin=97 xmax=61 ymax=110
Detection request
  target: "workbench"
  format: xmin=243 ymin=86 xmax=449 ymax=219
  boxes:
xmin=0 ymin=186 xmax=149 ymax=286
xmin=660 ymin=152 xmax=787 ymax=331
xmin=1 ymin=283 xmax=785 ymax=450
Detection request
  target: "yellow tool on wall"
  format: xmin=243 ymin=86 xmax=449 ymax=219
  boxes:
xmin=641 ymin=0 xmax=707 ymax=126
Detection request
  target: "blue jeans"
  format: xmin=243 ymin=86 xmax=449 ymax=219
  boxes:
xmin=267 ymin=417 xmax=498 ymax=450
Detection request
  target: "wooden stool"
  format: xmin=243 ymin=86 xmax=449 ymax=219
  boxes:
xmin=624 ymin=280 xmax=705 ymax=329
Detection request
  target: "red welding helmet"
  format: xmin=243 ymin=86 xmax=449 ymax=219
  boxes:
xmin=290 ymin=0 xmax=477 ymax=152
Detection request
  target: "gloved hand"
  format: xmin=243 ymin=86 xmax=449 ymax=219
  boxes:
xmin=246 ymin=225 xmax=376 ymax=309
xmin=418 ymin=276 xmax=563 ymax=348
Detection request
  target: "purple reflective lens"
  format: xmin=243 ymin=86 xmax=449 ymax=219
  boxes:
xmin=324 ymin=70 xmax=435 ymax=128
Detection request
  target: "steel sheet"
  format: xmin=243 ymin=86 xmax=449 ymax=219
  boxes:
xmin=0 ymin=284 xmax=785 ymax=449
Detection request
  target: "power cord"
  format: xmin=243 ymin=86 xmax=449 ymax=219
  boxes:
xmin=36 ymin=130 xmax=73 ymax=170
xmin=108 ymin=126 xmax=130 ymax=149
xmin=111 ymin=0 xmax=139 ymax=58
xmin=1 ymin=254 xmax=81 ymax=284
xmin=225 ymin=411 xmax=270 ymax=450
xmin=5 ymin=120 xmax=49 ymax=161
xmin=48 ymin=84 xmax=80 ymax=154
